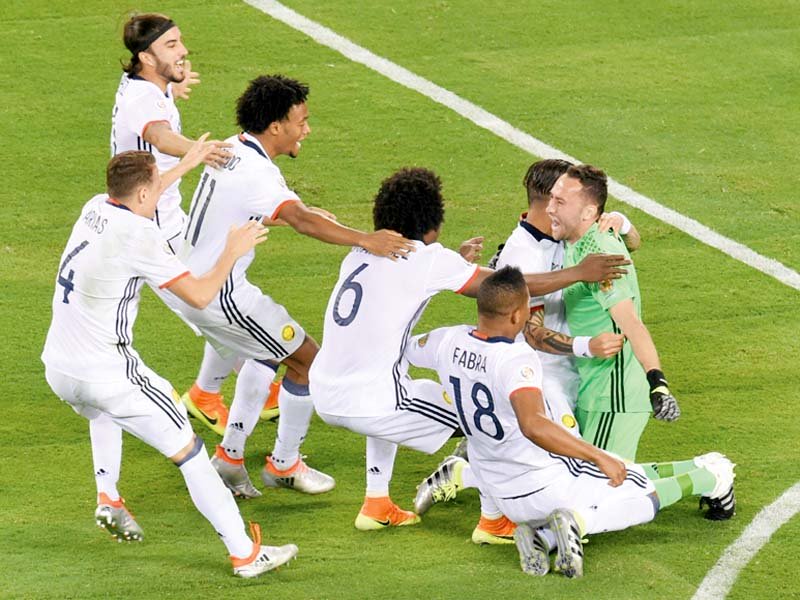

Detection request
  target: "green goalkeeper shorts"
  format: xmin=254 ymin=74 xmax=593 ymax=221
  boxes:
xmin=575 ymin=409 xmax=650 ymax=463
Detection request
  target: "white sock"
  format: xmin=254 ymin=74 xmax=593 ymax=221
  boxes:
xmin=365 ymin=436 xmax=398 ymax=496
xmin=582 ymin=494 xmax=657 ymax=535
xmin=196 ymin=342 xmax=237 ymax=394
xmin=270 ymin=378 xmax=313 ymax=468
xmin=461 ymin=462 xmax=478 ymax=490
xmin=220 ymin=360 xmax=274 ymax=459
xmin=177 ymin=442 xmax=252 ymax=557
xmin=536 ymin=527 xmax=557 ymax=552
xmin=478 ymin=491 xmax=502 ymax=519
xmin=90 ymin=414 xmax=122 ymax=501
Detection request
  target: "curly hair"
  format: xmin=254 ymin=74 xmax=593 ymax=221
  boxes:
xmin=372 ymin=168 xmax=445 ymax=240
xmin=236 ymin=75 xmax=309 ymax=133
xmin=522 ymin=159 xmax=573 ymax=205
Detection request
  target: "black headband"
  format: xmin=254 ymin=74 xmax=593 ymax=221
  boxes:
xmin=133 ymin=19 xmax=176 ymax=54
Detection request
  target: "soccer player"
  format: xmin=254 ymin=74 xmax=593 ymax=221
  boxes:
xmin=111 ymin=12 xmax=237 ymax=434
xmin=173 ymin=74 xmax=416 ymax=499
xmin=405 ymin=267 xmax=735 ymax=578
xmin=41 ymin=144 xmax=298 ymax=578
xmin=548 ymin=164 xmax=680 ymax=460
xmin=309 ymin=167 xmax=631 ymax=530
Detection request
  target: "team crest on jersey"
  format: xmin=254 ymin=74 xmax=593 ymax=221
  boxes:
xmin=521 ymin=366 xmax=535 ymax=380
xmin=157 ymin=99 xmax=167 ymax=110
xmin=561 ymin=414 xmax=577 ymax=429
xmin=442 ymin=390 xmax=452 ymax=405
xmin=417 ymin=334 xmax=429 ymax=348
xmin=281 ymin=325 xmax=296 ymax=342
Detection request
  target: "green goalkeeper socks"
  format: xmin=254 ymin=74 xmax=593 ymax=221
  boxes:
xmin=652 ymin=468 xmax=716 ymax=509
xmin=640 ymin=459 xmax=696 ymax=480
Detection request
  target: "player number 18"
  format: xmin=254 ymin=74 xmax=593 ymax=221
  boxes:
xmin=448 ymin=376 xmax=505 ymax=441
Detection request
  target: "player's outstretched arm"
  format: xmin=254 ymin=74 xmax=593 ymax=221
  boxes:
xmin=523 ymin=309 xmax=624 ymax=358
xmin=597 ymin=211 xmax=642 ymax=252
xmin=158 ymin=133 xmax=222 ymax=193
xmin=510 ymin=388 xmax=627 ymax=486
xmin=143 ymin=121 xmax=232 ymax=167
xmin=166 ymin=221 xmax=268 ymax=309
xmin=608 ymin=299 xmax=680 ymax=421
xmin=458 ymin=236 xmax=484 ymax=264
xmin=276 ymin=201 xmax=415 ymax=260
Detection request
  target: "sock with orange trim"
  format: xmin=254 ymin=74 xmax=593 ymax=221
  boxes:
xmin=90 ymin=414 xmax=122 ymax=501
xmin=196 ymin=342 xmax=238 ymax=394
xmin=177 ymin=439 xmax=251 ymax=557
xmin=270 ymin=378 xmax=313 ymax=468
xmin=365 ymin=436 xmax=398 ymax=496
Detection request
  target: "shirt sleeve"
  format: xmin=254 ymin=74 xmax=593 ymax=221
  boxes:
xmin=244 ymin=165 xmax=301 ymax=221
xmin=119 ymin=89 xmax=171 ymax=139
xmin=499 ymin=348 xmax=544 ymax=402
xmin=405 ymin=327 xmax=448 ymax=370
xmin=123 ymin=222 xmax=190 ymax=288
xmin=424 ymin=245 xmax=480 ymax=296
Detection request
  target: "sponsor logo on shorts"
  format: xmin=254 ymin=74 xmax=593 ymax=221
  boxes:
xmin=281 ymin=324 xmax=296 ymax=342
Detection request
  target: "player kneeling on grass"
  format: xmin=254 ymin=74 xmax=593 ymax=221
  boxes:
xmin=309 ymin=167 xmax=632 ymax=530
xmin=41 ymin=144 xmax=296 ymax=578
xmin=405 ymin=266 xmax=735 ymax=578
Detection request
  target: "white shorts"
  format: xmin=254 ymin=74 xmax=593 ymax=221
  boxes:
xmin=542 ymin=373 xmax=581 ymax=438
xmin=197 ymin=291 xmax=305 ymax=362
xmin=45 ymin=366 xmax=194 ymax=458
xmin=316 ymin=379 xmax=458 ymax=454
xmin=150 ymin=283 xmax=202 ymax=335
xmin=494 ymin=458 xmax=655 ymax=532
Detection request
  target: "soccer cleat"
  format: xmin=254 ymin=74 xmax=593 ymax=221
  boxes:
xmin=695 ymin=452 xmax=736 ymax=520
xmin=211 ymin=446 xmax=262 ymax=499
xmin=231 ymin=523 xmax=298 ymax=579
xmin=260 ymin=379 xmax=281 ymax=422
xmin=472 ymin=514 xmax=517 ymax=545
xmin=94 ymin=493 xmax=144 ymax=542
xmin=547 ymin=509 xmax=584 ymax=578
xmin=354 ymin=496 xmax=421 ymax=531
xmin=181 ymin=383 xmax=229 ymax=436
xmin=452 ymin=438 xmax=469 ymax=461
xmin=413 ymin=455 xmax=466 ymax=515
xmin=514 ymin=522 xmax=550 ymax=576
xmin=261 ymin=455 xmax=335 ymax=495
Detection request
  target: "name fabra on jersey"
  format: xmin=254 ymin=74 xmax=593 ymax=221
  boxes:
xmin=452 ymin=347 xmax=487 ymax=373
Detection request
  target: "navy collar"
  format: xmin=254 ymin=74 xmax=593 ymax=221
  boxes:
xmin=238 ymin=133 xmax=269 ymax=160
xmin=128 ymin=74 xmax=170 ymax=97
xmin=106 ymin=198 xmax=132 ymax=212
xmin=469 ymin=330 xmax=514 ymax=344
xmin=519 ymin=219 xmax=558 ymax=243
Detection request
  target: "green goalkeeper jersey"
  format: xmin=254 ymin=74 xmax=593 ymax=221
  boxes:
xmin=563 ymin=223 xmax=650 ymax=413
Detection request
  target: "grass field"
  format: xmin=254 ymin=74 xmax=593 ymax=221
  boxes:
xmin=1 ymin=1 xmax=799 ymax=598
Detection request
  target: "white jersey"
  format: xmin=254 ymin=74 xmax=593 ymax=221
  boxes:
xmin=405 ymin=325 xmax=568 ymax=498
xmin=496 ymin=218 xmax=580 ymax=413
xmin=174 ymin=132 xmax=300 ymax=326
xmin=111 ymin=74 xmax=183 ymax=239
xmin=310 ymin=243 xmax=479 ymax=417
xmin=41 ymin=194 xmax=189 ymax=383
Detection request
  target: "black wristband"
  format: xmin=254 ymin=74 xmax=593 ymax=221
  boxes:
xmin=646 ymin=368 xmax=667 ymax=389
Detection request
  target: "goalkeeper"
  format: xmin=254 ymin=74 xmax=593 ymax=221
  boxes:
xmin=548 ymin=164 xmax=679 ymax=461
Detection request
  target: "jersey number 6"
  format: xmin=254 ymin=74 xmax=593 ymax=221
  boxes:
xmin=332 ymin=263 xmax=368 ymax=326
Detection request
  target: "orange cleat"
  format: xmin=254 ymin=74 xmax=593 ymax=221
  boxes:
xmin=354 ymin=496 xmax=421 ymax=531
xmin=260 ymin=378 xmax=281 ymax=422
xmin=472 ymin=514 xmax=517 ymax=545
xmin=181 ymin=383 xmax=229 ymax=435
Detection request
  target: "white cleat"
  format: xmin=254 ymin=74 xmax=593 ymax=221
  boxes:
xmin=211 ymin=453 xmax=262 ymax=499
xmin=231 ymin=523 xmax=298 ymax=578
xmin=514 ymin=522 xmax=550 ymax=576
xmin=94 ymin=493 xmax=143 ymax=542
xmin=694 ymin=452 xmax=736 ymax=520
xmin=261 ymin=456 xmax=335 ymax=495
xmin=548 ymin=509 xmax=584 ymax=578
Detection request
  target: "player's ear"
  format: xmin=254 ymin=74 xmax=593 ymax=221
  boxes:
xmin=138 ymin=50 xmax=155 ymax=69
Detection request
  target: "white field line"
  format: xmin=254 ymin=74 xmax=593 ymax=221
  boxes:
xmin=245 ymin=0 xmax=800 ymax=292
xmin=244 ymin=2 xmax=800 ymax=595
xmin=692 ymin=483 xmax=800 ymax=599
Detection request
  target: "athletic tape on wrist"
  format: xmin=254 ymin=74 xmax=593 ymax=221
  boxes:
xmin=573 ymin=336 xmax=593 ymax=358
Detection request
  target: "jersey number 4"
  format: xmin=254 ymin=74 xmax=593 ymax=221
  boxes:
xmin=332 ymin=263 xmax=368 ymax=326
xmin=57 ymin=240 xmax=89 ymax=304
xmin=449 ymin=376 xmax=505 ymax=441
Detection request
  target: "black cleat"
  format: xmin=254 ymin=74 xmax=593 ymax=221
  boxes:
xmin=700 ymin=486 xmax=736 ymax=521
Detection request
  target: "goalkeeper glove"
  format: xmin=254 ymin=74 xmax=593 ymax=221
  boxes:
xmin=646 ymin=369 xmax=680 ymax=421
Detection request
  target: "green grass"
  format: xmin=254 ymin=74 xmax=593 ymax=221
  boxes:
xmin=1 ymin=1 xmax=798 ymax=598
